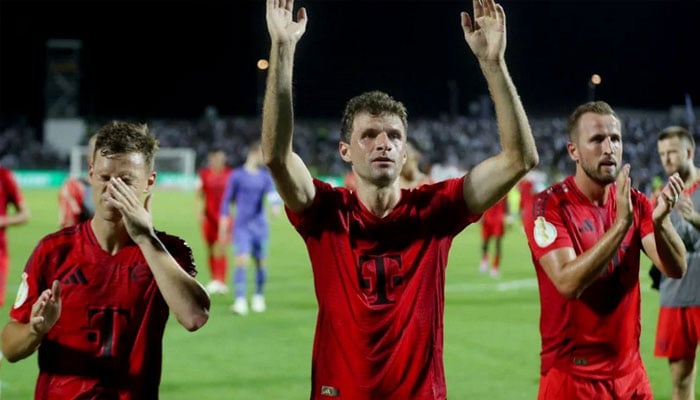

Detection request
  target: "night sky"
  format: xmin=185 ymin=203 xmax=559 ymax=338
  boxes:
xmin=2 ymin=0 xmax=699 ymax=124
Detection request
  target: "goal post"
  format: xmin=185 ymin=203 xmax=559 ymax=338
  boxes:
xmin=69 ymin=146 xmax=197 ymax=189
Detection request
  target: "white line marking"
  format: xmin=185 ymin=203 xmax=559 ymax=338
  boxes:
xmin=445 ymin=278 xmax=537 ymax=293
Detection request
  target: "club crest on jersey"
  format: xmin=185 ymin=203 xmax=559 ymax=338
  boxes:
xmin=320 ymin=386 xmax=339 ymax=397
xmin=533 ymin=216 xmax=556 ymax=248
xmin=13 ymin=272 xmax=29 ymax=309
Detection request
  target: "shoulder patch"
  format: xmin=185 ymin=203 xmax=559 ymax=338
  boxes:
xmin=13 ymin=272 xmax=29 ymax=309
xmin=533 ymin=216 xmax=557 ymax=248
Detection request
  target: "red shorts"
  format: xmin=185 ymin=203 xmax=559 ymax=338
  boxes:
xmin=537 ymin=364 xmax=652 ymax=400
xmin=201 ymin=216 xmax=232 ymax=245
xmin=481 ymin=220 xmax=504 ymax=240
xmin=655 ymin=306 xmax=700 ymax=360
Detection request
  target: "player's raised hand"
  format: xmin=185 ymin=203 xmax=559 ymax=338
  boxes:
xmin=614 ymin=164 xmax=634 ymax=227
xmin=29 ymin=280 xmax=61 ymax=336
xmin=461 ymin=0 xmax=506 ymax=63
xmin=266 ymin=0 xmax=307 ymax=45
xmin=677 ymin=193 xmax=697 ymax=222
xmin=654 ymin=172 xmax=684 ymax=221
xmin=104 ymin=177 xmax=155 ymax=242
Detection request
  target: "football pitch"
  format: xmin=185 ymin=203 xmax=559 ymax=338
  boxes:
xmin=0 ymin=188 xmax=676 ymax=399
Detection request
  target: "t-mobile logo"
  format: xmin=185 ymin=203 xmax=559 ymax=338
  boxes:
xmin=357 ymin=254 xmax=404 ymax=306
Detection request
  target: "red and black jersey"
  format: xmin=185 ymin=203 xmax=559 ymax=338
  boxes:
xmin=523 ymin=175 xmax=654 ymax=380
xmin=287 ymin=177 xmax=479 ymax=400
xmin=10 ymin=221 xmax=196 ymax=400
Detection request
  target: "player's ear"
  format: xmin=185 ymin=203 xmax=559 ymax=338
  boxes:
xmin=145 ymin=171 xmax=157 ymax=192
xmin=567 ymin=142 xmax=579 ymax=163
xmin=339 ymin=141 xmax=352 ymax=163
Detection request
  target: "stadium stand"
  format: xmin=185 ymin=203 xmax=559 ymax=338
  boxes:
xmin=2 ymin=112 xmax=697 ymax=195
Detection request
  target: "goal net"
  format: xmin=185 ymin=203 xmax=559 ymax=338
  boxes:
xmin=69 ymin=146 xmax=197 ymax=189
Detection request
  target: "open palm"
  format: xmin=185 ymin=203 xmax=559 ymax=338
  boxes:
xmin=266 ymin=0 xmax=307 ymax=44
xmin=461 ymin=0 xmax=506 ymax=62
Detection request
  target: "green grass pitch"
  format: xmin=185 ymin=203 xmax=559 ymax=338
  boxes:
xmin=0 ymin=188 xmax=676 ymax=399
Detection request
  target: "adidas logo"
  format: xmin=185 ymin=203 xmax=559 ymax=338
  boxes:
xmin=62 ymin=268 xmax=88 ymax=285
xmin=578 ymin=219 xmax=595 ymax=233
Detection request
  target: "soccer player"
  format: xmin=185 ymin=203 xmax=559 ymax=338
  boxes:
xmin=196 ymin=148 xmax=233 ymax=295
xmin=399 ymin=139 xmax=433 ymax=189
xmin=262 ymin=0 xmax=538 ymax=398
xmin=58 ymin=134 xmax=96 ymax=228
xmin=518 ymin=172 xmax=536 ymax=223
xmin=479 ymin=196 xmax=508 ymax=277
xmin=655 ymin=125 xmax=700 ymax=400
xmin=0 ymin=165 xmax=30 ymax=308
xmin=1 ymin=121 xmax=210 ymax=399
xmin=522 ymin=101 xmax=687 ymax=399
xmin=219 ymin=141 xmax=279 ymax=315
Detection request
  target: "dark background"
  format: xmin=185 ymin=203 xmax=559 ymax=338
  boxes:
xmin=2 ymin=0 xmax=699 ymax=124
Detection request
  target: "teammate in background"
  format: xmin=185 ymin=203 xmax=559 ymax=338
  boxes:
xmin=262 ymin=0 xmax=538 ymax=398
xmin=196 ymin=148 xmax=233 ymax=295
xmin=1 ymin=121 xmax=210 ymax=399
xmin=219 ymin=141 xmax=280 ymax=315
xmin=522 ymin=101 xmax=687 ymax=399
xmin=58 ymin=135 xmax=96 ymax=228
xmin=0 ymin=166 xmax=30 ymax=308
xmin=399 ymin=139 xmax=433 ymax=189
xmin=517 ymin=171 xmax=536 ymax=223
xmin=655 ymin=126 xmax=700 ymax=400
xmin=479 ymin=196 xmax=508 ymax=277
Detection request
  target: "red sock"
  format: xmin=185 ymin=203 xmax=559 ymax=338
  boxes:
xmin=492 ymin=255 xmax=500 ymax=271
xmin=212 ymin=256 xmax=228 ymax=283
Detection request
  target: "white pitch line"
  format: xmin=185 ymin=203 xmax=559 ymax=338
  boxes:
xmin=445 ymin=278 xmax=537 ymax=293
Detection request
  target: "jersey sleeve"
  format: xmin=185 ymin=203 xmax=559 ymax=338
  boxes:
xmin=1 ymin=169 xmax=24 ymax=207
xmin=9 ymin=241 xmax=51 ymax=323
xmin=523 ymin=191 xmax=573 ymax=261
xmin=419 ymin=177 xmax=480 ymax=236
xmin=219 ymin=171 xmax=236 ymax=217
xmin=285 ymin=178 xmax=338 ymax=237
xmin=159 ymin=233 xmax=197 ymax=277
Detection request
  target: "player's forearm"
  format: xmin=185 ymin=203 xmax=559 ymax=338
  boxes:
xmin=479 ymin=60 xmax=538 ymax=179
xmin=1 ymin=206 xmax=30 ymax=228
xmin=137 ymin=235 xmax=210 ymax=331
xmin=1 ymin=320 xmax=43 ymax=362
xmin=559 ymin=219 xmax=631 ymax=298
xmin=684 ymin=211 xmax=700 ymax=231
xmin=654 ymin=217 xmax=687 ymax=278
xmin=262 ymin=42 xmax=296 ymax=168
xmin=261 ymin=43 xmax=315 ymax=212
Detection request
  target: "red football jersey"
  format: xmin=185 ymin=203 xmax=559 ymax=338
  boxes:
xmin=0 ymin=167 xmax=24 ymax=252
xmin=523 ymin=176 xmax=654 ymax=380
xmin=58 ymin=178 xmax=88 ymax=228
xmin=518 ymin=178 xmax=535 ymax=219
xmin=198 ymin=166 xmax=233 ymax=222
xmin=482 ymin=197 xmax=507 ymax=226
xmin=10 ymin=222 xmax=196 ymax=399
xmin=287 ymin=178 xmax=479 ymax=400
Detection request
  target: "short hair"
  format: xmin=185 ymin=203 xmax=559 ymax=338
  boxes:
xmin=340 ymin=91 xmax=408 ymax=143
xmin=86 ymin=134 xmax=98 ymax=165
xmin=658 ymin=125 xmax=695 ymax=148
xmin=93 ymin=121 xmax=159 ymax=169
xmin=566 ymin=101 xmax=619 ymax=141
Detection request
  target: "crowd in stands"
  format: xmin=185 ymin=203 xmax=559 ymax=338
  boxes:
xmin=1 ymin=110 xmax=697 ymax=196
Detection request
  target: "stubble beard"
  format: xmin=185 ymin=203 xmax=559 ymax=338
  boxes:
xmin=582 ymin=162 xmax=617 ymax=185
